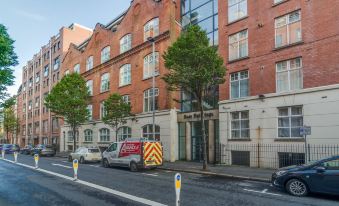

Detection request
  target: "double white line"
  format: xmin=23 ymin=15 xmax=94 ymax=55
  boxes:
xmin=1 ymin=158 xmax=167 ymax=206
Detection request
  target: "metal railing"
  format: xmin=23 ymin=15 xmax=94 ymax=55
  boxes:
xmin=216 ymin=143 xmax=339 ymax=169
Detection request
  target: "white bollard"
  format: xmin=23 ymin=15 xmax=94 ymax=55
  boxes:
xmin=34 ymin=154 xmax=39 ymax=169
xmin=174 ymin=173 xmax=182 ymax=206
xmin=14 ymin=152 xmax=18 ymax=163
xmin=73 ymin=159 xmax=79 ymax=181
xmin=1 ymin=150 xmax=4 ymax=159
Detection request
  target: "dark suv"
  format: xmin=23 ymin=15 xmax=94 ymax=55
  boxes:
xmin=272 ymin=156 xmax=339 ymax=196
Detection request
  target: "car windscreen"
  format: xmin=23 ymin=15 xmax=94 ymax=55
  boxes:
xmin=4 ymin=145 xmax=11 ymax=148
xmin=88 ymin=149 xmax=100 ymax=153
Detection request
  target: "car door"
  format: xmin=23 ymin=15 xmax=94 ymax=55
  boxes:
xmin=309 ymin=158 xmax=339 ymax=194
xmin=107 ymin=143 xmax=118 ymax=164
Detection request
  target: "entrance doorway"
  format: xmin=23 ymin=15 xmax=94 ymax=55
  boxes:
xmin=191 ymin=121 xmax=209 ymax=162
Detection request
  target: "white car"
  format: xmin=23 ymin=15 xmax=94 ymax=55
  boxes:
xmin=68 ymin=147 xmax=102 ymax=164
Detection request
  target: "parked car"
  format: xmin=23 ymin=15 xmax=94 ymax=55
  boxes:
xmin=2 ymin=144 xmax=20 ymax=154
xmin=32 ymin=144 xmax=56 ymax=157
xmin=272 ymin=155 xmax=339 ymax=197
xmin=102 ymin=138 xmax=163 ymax=172
xmin=68 ymin=147 xmax=102 ymax=164
xmin=21 ymin=144 xmax=34 ymax=155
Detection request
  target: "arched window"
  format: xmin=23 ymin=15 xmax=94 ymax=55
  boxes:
xmin=144 ymin=17 xmax=159 ymax=41
xmin=143 ymin=52 xmax=159 ymax=79
xmin=86 ymin=56 xmax=94 ymax=71
xmin=84 ymin=129 xmax=93 ymax=142
xmin=120 ymin=34 xmax=132 ymax=54
xmin=86 ymin=80 xmax=93 ymax=96
xmin=142 ymin=124 xmax=160 ymax=141
xmin=67 ymin=130 xmax=79 ymax=142
xmin=100 ymin=73 xmax=110 ymax=92
xmin=119 ymin=64 xmax=131 ymax=86
xmin=99 ymin=128 xmax=110 ymax=142
xmin=101 ymin=46 xmax=110 ymax=63
xmin=117 ymin=126 xmax=132 ymax=141
xmin=144 ymin=88 xmax=159 ymax=112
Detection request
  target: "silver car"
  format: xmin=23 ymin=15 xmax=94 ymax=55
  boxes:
xmin=68 ymin=147 xmax=102 ymax=164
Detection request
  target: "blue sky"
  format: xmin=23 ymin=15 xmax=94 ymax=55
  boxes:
xmin=0 ymin=0 xmax=131 ymax=96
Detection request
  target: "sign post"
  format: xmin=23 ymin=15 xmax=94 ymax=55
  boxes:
xmin=14 ymin=152 xmax=18 ymax=163
xmin=34 ymin=154 xmax=39 ymax=169
xmin=174 ymin=173 xmax=181 ymax=206
xmin=300 ymin=126 xmax=311 ymax=163
xmin=73 ymin=159 xmax=79 ymax=181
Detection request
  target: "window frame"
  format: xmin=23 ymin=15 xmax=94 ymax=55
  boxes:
xmin=228 ymin=29 xmax=248 ymax=61
xmin=143 ymin=88 xmax=159 ymax=112
xmin=86 ymin=80 xmax=93 ymax=96
xmin=99 ymin=128 xmax=110 ymax=142
xmin=119 ymin=64 xmax=131 ymax=87
xmin=228 ymin=0 xmax=248 ymax=23
xmin=100 ymin=73 xmax=110 ymax=93
xmin=144 ymin=17 xmax=160 ymax=42
xmin=101 ymin=46 xmax=111 ymax=64
xmin=73 ymin=63 xmax=80 ymax=74
xmin=117 ymin=126 xmax=132 ymax=141
xmin=276 ymin=57 xmax=303 ymax=93
xmin=230 ymin=70 xmax=249 ymax=99
xmin=120 ymin=34 xmax=132 ymax=54
xmin=143 ymin=52 xmax=160 ymax=79
xmin=142 ymin=124 xmax=160 ymax=141
xmin=230 ymin=111 xmax=250 ymax=139
xmin=277 ymin=106 xmax=303 ymax=138
xmin=86 ymin=56 xmax=94 ymax=71
xmin=84 ymin=129 xmax=93 ymax=142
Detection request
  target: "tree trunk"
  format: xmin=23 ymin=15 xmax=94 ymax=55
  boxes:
xmin=72 ymin=126 xmax=77 ymax=152
xmin=199 ymin=98 xmax=208 ymax=171
xmin=115 ymin=127 xmax=118 ymax=142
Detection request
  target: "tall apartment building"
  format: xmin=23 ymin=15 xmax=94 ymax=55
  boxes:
xmin=17 ymin=24 xmax=92 ymax=149
xmin=218 ymin=0 xmax=339 ymax=167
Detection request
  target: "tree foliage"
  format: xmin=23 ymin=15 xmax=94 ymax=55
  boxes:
xmin=102 ymin=93 xmax=131 ymax=142
xmin=0 ymin=24 xmax=18 ymax=104
xmin=163 ymin=25 xmax=226 ymax=170
xmin=3 ymin=107 xmax=19 ymax=143
xmin=45 ymin=73 xmax=90 ymax=151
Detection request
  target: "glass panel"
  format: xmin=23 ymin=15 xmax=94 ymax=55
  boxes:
xmin=291 ymin=128 xmax=302 ymax=137
xmin=289 ymin=21 xmax=302 ymax=44
xmin=191 ymin=0 xmax=210 ymax=10
xmin=241 ymin=129 xmax=249 ymax=138
xmin=231 ymin=81 xmax=239 ymax=99
xmin=290 ymin=69 xmax=302 ymax=90
xmin=291 ymin=117 xmax=303 ymax=127
xmin=190 ymin=2 xmax=213 ymax=24
xmin=238 ymin=0 xmax=247 ymax=19
xmin=197 ymin=17 xmax=214 ymax=34
xmin=241 ymin=120 xmax=249 ymax=129
xmin=229 ymin=42 xmax=239 ymax=60
xmin=278 ymin=117 xmax=290 ymax=127
xmin=228 ymin=4 xmax=238 ymax=22
xmin=231 ymin=120 xmax=240 ymax=129
xmin=278 ymin=128 xmax=290 ymax=137
xmin=278 ymin=108 xmax=289 ymax=117
xmin=239 ymin=79 xmax=248 ymax=97
xmin=277 ymin=71 xmax=289 ymax=92
xmin=275 ymin=26 xmax=287 ymax=47
xmin=232 ymin=130 xmax=240 ymax=138
xmin=291 ymin=107 xmax=302 ymax=115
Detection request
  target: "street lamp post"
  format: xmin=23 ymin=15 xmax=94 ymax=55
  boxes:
xmin=147 ymin=36 xmax=156 ymax=140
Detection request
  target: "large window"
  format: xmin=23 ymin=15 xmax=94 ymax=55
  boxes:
xmin=119 ymin=64 xmax=131 ymax=86
xmin=84 ymin=129 xmax=93 ymax=142
xmin=117 ymin=126 xmax=132 ymax=141
xmin=276 ymin=58 xmax=303 ymax=93
xmin=73 ymin=64 xmax=80 ymax=74
xmin=231 ymin=111 xmax=249 ymax=139
xmin=100 ymin=102 xmax=107 ymax=119
xmin=278 ymin=106 xmax=303 ymax=138
xmin=142 ymin=124 xmax=160 ymax=141
xmin=87 ymin=104 xmax=93 ymax=120
xmin=275 ymin=10 xmax=302 ymax=48
xmin=53 ymin=57 xmax=60 ymax=70
xmin=86 ymin=80 xmax=93 ymax=96
xmin=86 ymin=56 xmax=93 ymax=71
xmin=144 ymin=88 xmax=159 ymax=112
xmin=99 ymin=128 xmax=110 ymax=142
xmin=228 ymin=0 xmax=247 ymax=23
xmin=181 ymin=87 xmax=219 ymax=112
xmin=101 ymin=46 xmax=110 ymax=63
xmin=67 ymin=131 xmax=79 ymax=142
xmin=229 ymin=29 xmax=248 ymax=61
xmin=143 ymin=52 xmax=159 ymax=79
xmin=100 ymin=73 xmax=110 ymax=92
xmin=44 ymin=65 xmax=49 ymax=77
xmin=144 ymin=18 xmax=159 ymax=41
xmin=230 ymin=70 xmax=249 ymax=99
xmin=120 ymin=34 xmax=132 ymax=54
xmin=122 ymin=95 xmax=130 ymax=105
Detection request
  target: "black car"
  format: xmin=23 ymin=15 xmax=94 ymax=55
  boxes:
xmin=272 ymin=156 xmax=339 ymax=196
xmin=21 ymin=145 xmax=34 ymax=155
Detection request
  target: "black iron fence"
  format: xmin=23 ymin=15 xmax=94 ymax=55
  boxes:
xmin=216 ymin=143 xmax=339 ymax=169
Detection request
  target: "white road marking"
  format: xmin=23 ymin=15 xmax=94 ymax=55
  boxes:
xmin=164 ymin=171 xmax=172 ymax=173
xmin=52 ymin=163 xmax=72 ymax=169
xmin=142 ymin=173 xmax=158 ymax=177
xmin=243 ymin=188 xmax=282 ymax=196
xmin=61 ymin=161 xmax=69 ymax=163
xmin=1 ymin=158 xmax=167 ymax=206
xmin=89 ymin=165 xmax=101 ymax=168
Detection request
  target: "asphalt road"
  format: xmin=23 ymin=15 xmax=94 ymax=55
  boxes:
xmin=0 ymin=154 xmax=339 ymax=206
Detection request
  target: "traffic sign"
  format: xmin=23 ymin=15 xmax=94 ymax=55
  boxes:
xmin=300 ymin=126 xmax=311 ymax=136
xmin=73 ymin=159 xmax=79 ymax=181
xmin=34 ymin=154 xmax=39 ymax=169
xmin=174 ymin=173 xmax=181 ymax=206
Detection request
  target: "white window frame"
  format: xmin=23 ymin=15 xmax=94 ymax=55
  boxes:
xmin=144 ymin=18 xmax=160 ymax=42
xmin=275 ymin=10 xmax=302 ymax=48
xmin=142 ymin=124 xmax=160 ymax=141
xmin=122 ymin=95 xmax=130 ymax=105
xmin=101 ymin=46 xmax=110 ymax=64
xmin=143 ymin=88 xmax=159 ymax=112
xmin=117 ymin=126 xmax=132 ymax=141
xmin=119 ymin=64 xmax=131 ymax=86
xmin=87 ymin=104 xmax=93 ymax=120
xmin=86 ymin=56 xmax=93 ymax=71
xmin=100 ymin=73 xmax=110 ymax=93
xmin=276 ymin=57 xmax=303 ymax=93
xmin=86 ymin=80 xmax=93 ymax=96
xmin=120 ymin=34 xmax=132 ymax=54
xmin=99 ymin=128 xmax=110 ymax=142
xmin=73 ymin=63 xmax=80 ymax=74
xmin=277 ymin=106 xmax=303 ymax=138
xmin=43 ymin=65 xmax=49 ymax=77
xmin=143 ymin=52 xmax=159 ymax=79
xmin=84 ymin=129 xmax=93 ymax=142
xmin=229 ymin=29 xmax=248 ymax=61
xmin=228 ymin=0 xmax=248 ymax=23
xmin=100 ymin=102 xmax=107 ymax=119
xmin=230 ymin=111 xmax=250 ymax=139
xmin=230 ymin=70 xmax=249 ymax=99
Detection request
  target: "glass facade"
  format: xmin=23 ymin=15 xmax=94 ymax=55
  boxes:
xmin=181 ymin=0 xmax=218 ymax=46
xmin=180 ymin=87 xmax=219 ymax=112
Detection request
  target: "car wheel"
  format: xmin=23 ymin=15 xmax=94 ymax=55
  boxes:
xmin=103 ymin=159 xmax=110 ymax=168
xmin=80 ymin=157 xmax=85 ymax=164
xmin=68 ymin=156 xmax=72 ymax=162
xmin=286 ymin=179 xmax=309 ymax=197
xmin=130 ymin=162 xmax=138 ymax=172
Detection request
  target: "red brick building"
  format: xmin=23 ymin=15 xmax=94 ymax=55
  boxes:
xmin=17 ymin=24 xmax=92 ymax=148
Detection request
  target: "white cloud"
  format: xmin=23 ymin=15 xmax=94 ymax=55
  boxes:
xmin=14 ymin=9 xmax=46 ymax=22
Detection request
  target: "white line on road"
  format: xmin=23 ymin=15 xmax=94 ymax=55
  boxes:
xmin=61 ymin=161 xmax=69 ymax=163
xmin=1 ymin=158 xmax=167 ymax=206
xmin=142 ymin=173 xmax=158 ymax=177
xmin=89 ymin=165 xmax=101 ymax=168
xmin=243 ymin=188 xmax=282 ymax=196
xmin=52 ymin=163 xmax=72 ymax=169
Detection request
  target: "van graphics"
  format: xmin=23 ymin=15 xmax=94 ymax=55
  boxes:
xmin=119 ymin=142 xmax=141 ymax=157
xmin=143 ymin=142 xmax=163 ymax=166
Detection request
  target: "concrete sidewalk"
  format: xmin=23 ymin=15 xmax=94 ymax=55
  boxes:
xmin=159 ymin=161 xmax=274 ymax=182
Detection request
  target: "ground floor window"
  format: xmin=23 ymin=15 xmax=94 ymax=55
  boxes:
xmin=231 ymin=111 xmax=250 ymax=139
xmin=99 ymin=128 xmax=110 ymax=142
xmin=84 ymin=129 xmax=93 ymax=142
xmin=142 ymin=124 xmax=160 ymax=141
xmin=117 ymin=126 xmax=131 ymax=141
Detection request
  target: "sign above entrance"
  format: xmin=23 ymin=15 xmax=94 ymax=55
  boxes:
xmin=177 ymin=110 xmax=218 ymax=122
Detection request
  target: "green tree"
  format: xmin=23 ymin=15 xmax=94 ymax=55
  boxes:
xmin=163 ymin=25 xmax=226 ymax=170
xmin=45 ymin=73 xmax=90 ymax=151
xmin=0 ymin=24 xmax=18 ymax=105
xmin=3 ymin=107 xmax=18 ymax=143
xmin=102 ymin=93 xmax=131 ymax=142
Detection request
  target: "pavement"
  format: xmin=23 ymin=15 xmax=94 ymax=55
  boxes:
xmin=160 ymin=161 xmax=274 ymax=182
xmin=0 ymin=154 xmax=338 ymax=206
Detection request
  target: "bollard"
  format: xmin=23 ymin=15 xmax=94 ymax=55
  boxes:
xmin=1 ymin=150 xmax=4 ymax=159
xmin=73 ymin=159 xmax=79 ymax=181
xmin=174 ymin=173 xmax=181 ymax=206
xmin=14 ymin=152 xmax=18 ymax=163
xmin=34 ymin=154 xmax=39 ymax=169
